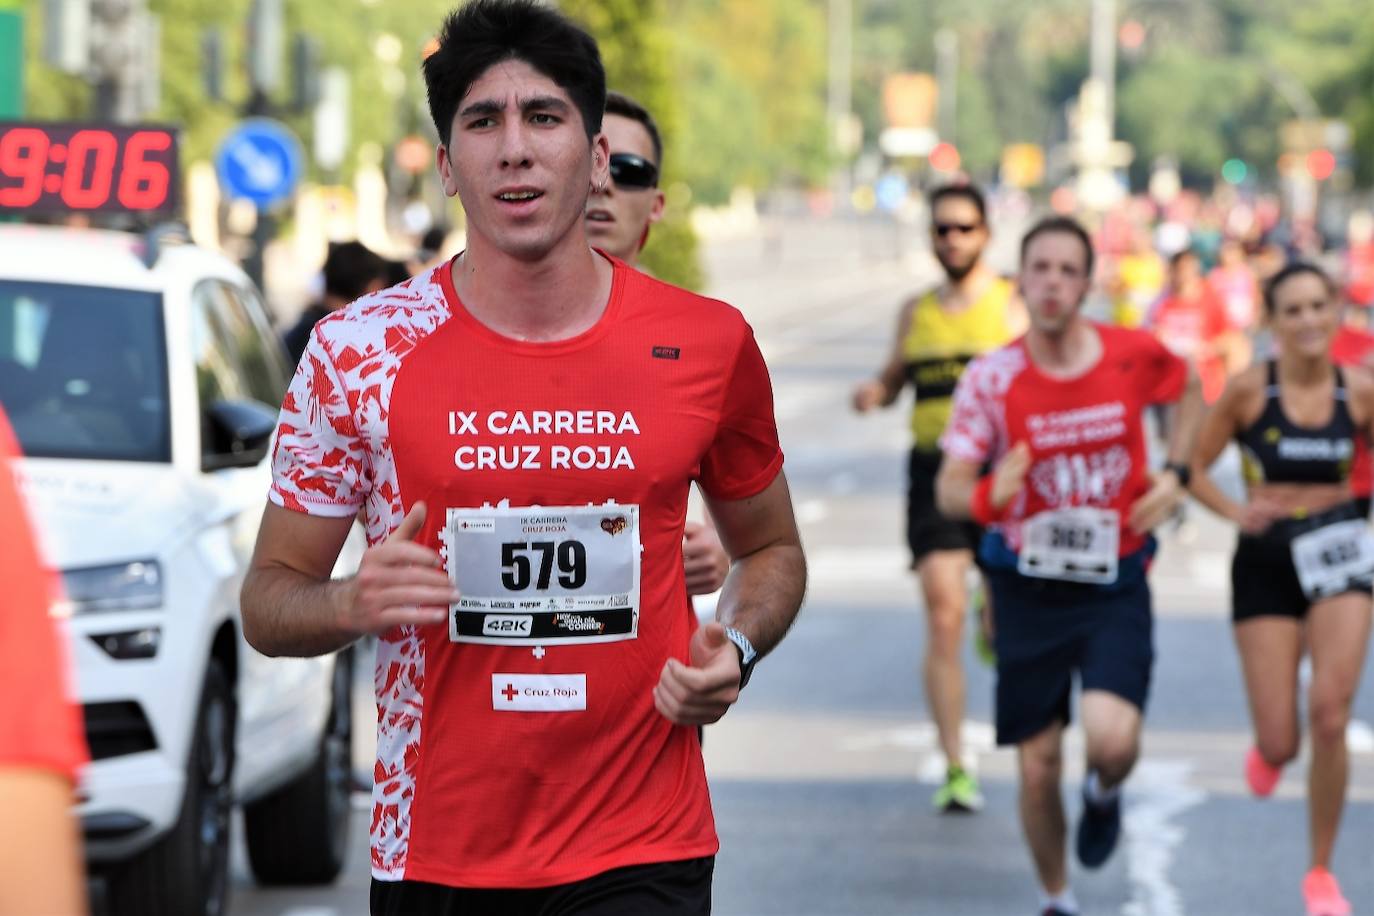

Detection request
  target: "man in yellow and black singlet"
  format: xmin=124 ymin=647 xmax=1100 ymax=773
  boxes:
xmin=853 ymin=183 xmax=1025 ymax=813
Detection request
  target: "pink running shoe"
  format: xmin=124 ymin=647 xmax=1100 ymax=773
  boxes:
xmin=1302 ymin=867 xmax=1351 ymax=916
xmin=1244 ymin=747 xmax=1282 ymax=797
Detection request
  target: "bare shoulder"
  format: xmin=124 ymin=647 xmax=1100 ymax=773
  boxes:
xmin=1343 ymin=363 xmax=1374 ymax=409
xmin=1216 ymin=362 xmax=1268 ymax=423
xmin=894 ymin=285 xmax=939 ymax=330
xmin=1343 ymin=362 xmax=1374 ymax=392
xmin=1226 ymin=362 xmax=1268 ymax=396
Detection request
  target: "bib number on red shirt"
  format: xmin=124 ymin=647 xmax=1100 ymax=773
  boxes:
xmin=443 ymin=503 xmax=641 ymax=645
xmin=1018 ymin=507 xmax=1120 ymax=585
xmin=1291 ymin=519 xmax=1374 ymax=601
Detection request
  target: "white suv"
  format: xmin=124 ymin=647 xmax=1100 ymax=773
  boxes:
xmin=0 ymin=224 xmax=357 ymax=916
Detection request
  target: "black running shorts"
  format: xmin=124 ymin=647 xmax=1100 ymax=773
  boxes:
xmin=1232 ymin=501 xmax=1374 ymax=622
xmin=907 ymin=448 xmax=982 ymax=565
xmin=370 ymin=857 xmax=714 ymax=916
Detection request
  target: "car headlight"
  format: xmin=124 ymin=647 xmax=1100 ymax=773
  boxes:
xmin=57 ymin=561 xmax=163 ymax=615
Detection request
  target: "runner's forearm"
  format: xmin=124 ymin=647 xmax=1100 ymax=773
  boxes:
xmin=241 ymin=566 xmax=358 ymax=658
xmin=876 ymin=359 xmax=907 ymax=406
xmin=1164 ymin=374 xmax=1205 ymax=466
xmin=935 ymin=461 xmax=979 ymax=520
xmin=714 ymin=542 xmax=806 ymax=658
xmin=1187 ymin=470 xmax=1244 ymax=525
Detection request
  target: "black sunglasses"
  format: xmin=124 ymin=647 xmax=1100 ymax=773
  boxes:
xmin=608 ymin=153 xmax=659 ymax=190
xmin=934 ymin=222 xmax=982 ymax=237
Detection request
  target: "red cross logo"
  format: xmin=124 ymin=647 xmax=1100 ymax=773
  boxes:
xmin=501 ymin=683 xmax=518 ymax=702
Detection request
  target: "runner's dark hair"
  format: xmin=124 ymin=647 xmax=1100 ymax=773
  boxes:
xmin=1019 ymin=215 xmax=1095 ymax=277
xmin=605 ymin=91 xmax=662 ymax=167
xmin=1168 ymin=248 xmax=1198 ymax=269
xmin=928 ymin=183 xmax=987 ymax=225
xmin=423 ymin=0 xmax=606 ymax=148
xmin=1264 ymin=261 xmax=1336 ymax=317
xmin=324 ymin=241 xmax=387 ymax=301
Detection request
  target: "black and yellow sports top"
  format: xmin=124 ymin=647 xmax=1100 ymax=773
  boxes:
xmin=1237 ymin=362 xmax=1357 ymax=485
xmin=903 ymin=277 xmax=1016 ymax=449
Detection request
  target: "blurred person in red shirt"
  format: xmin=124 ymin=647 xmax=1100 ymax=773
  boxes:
xmin=0 ymin=409 xmax=88 ymax=915
xmin=1149 ymin=249 xmax=1243 ymax=403
xmin=1209 ymin=238 xmax=1260 ymax=334
xmin=1329 ymin=301 xmax=1374 ymax=514
xmin=1344 ymin=210 xmax=1374 ymax=308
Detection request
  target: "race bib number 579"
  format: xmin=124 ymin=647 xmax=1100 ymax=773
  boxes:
xmin=441 ymin=502 xmax=641 ymax=645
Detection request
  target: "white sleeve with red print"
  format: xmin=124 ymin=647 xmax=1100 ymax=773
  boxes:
xmin=939 ymin=345 xmax=1025 ymax=466
xmin=270 ymin=335 xmax=370 ymax=517
xmin=265 ymin=269 xmax=454 ymax=881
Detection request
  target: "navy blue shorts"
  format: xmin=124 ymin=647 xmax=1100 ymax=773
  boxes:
xmin=981 ymin=538 xmax=1155 ymax=746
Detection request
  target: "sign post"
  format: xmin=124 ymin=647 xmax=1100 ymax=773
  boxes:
xmin=215 ymin=118 xmax=303 ymax=289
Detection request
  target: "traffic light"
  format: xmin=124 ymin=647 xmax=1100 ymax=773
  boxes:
xmin=1221 ymin=158 xmax=1248 ymax=185
xmin=929 ymin=142 xmax=960 ymax=173
xmin=1306 ymin=148 xmax=1336 ymax=181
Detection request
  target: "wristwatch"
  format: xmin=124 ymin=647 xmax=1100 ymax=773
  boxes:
xmin=723 ymin=627 xmax=758 ymax=689
xmin=1163 ymin=461 xmax=1191 ymax=488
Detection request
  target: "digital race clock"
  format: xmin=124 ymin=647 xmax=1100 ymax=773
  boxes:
xmin=0 ymin=122 xmax=180 ymax=217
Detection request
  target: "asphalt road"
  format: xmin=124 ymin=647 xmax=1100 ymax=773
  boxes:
xmin=224 ymin=214 xmax=1373 ymax=916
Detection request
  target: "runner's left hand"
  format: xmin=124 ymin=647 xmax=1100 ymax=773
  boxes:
xmin=683 ymin=521 xmax=729 ymax=595
xmin=1127 ymin=469 xmax=1184 ymax=535
xmin=653 ymin=622 xmax=742 ymax=726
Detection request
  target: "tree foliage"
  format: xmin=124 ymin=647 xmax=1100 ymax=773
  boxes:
xmin=561 ymin=0 xmax=701 ymax=289
xmin=665 ymin=0 xmax=831 ymax=205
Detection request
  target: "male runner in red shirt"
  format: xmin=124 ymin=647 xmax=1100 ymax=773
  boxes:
xmin=936 ymin=216 xmax=1204 ymax=916
xmin=240 ymin=2 xmax=806 ymax=914
xmin=0 ymin=410 xmax=89 ymax=915
xmin=584 ymin=90 xmax=728 ymax=597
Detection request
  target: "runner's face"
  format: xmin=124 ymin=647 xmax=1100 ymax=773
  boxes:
xmin=1170 ymin=254 xmax=1201 ymax=290
xmin=931 ymin=197 xmax=988 ymax=281
xmin=585 ymin=114 xmax=664 ymax=264
xmin=437 ymin=60 xmax=609 ymax=261
xmin=1271 ymin=273 xmax=1339 ymax=359
xmin=1019 ymin=232 xmax=1091 ymax=336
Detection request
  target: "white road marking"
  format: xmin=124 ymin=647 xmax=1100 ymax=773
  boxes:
xmin=1120 ymin=759 xmax=1206 ymax=916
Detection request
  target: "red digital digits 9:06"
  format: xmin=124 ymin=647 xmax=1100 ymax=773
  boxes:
xmin=0 ymin=123 xmax=180 ymax=216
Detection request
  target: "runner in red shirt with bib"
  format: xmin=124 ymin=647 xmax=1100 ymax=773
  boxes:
xmin=241 ymin=3 xmax=806 ymax=914
xmin=937 ymin=217 xmax=1204 ymax=916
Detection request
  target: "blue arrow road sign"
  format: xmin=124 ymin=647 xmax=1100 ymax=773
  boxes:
xmin=215 ymin=118 xmax=303 ymax=209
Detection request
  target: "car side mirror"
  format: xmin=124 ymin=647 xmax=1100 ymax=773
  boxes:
xmin=202 ymin=399 xmax=278 ymax=471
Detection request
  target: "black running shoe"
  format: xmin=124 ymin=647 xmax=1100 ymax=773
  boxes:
xmin=1040 ymin=907 xmax=1076 ymax=916
xmin=1075 ymin=783 xmax=1122 ymax=868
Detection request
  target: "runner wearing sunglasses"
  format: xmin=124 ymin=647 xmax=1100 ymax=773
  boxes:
xmin=853 ymin=183 xmax=1026 ymax=813
xmin=584 ymin=91 xmax=730 ymax=602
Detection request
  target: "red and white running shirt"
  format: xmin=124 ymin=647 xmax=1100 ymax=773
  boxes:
xmin=270 ymin=256 xmax=782 ymax=888
xmin=941 ymin=323 xmax=1187 ymax=557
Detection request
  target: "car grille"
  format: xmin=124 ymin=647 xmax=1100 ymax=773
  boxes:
xmin=82 ymin=701 xmax=157 ymax=760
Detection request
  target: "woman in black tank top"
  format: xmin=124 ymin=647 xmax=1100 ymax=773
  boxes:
xmin=1188 ymin=263 xmax=1373 ymax=914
